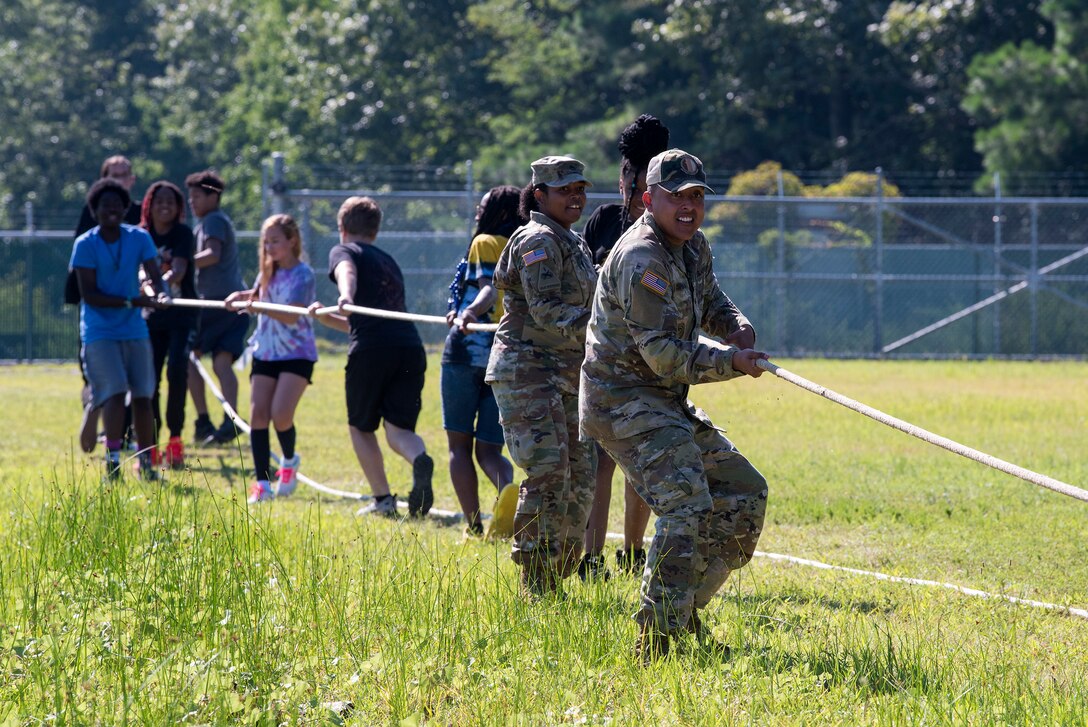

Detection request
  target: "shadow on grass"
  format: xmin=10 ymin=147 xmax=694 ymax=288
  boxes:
xmin=742 ymin=641 xmax=940 ymax=697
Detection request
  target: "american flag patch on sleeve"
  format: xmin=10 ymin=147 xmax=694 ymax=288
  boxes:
xmin=522 ymin=248 xmax=549 ymax=266
xmin=640 ymin=269 xmax=669 ymax=296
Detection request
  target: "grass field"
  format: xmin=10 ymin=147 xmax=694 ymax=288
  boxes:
xmin=1 ymin=354 xmax=1086 ymax=725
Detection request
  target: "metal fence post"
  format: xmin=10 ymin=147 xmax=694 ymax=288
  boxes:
xmin=775 ymin=170 xmax=786 ymax=352
xmin=465 ymin=159 xmax=476 ymax=242
xmin=25 ymin=201 xmax=34 ymax=361
xmin=261 ymin=158 xmax=270 ymax=221
xmin=874 ymin=167 xmax=885 ymax=353
xmin=1030 ymin=201 xmax=1039 ymax=355
xmin=301 ymin=200 xmax=313 ymax=265
xmin=271 ymin=152 xmax=286 ymax=215
xmin=993 ymin=172 xmax=1003 ymax=353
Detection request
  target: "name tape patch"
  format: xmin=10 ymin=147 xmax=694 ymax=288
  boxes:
xmin=522 ymin=248 xmax=549 ymax=266
xmin=640 ymin=269 xmax=669 ymax=296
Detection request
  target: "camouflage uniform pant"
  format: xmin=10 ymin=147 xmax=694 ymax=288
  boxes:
xmin=492 ymin=379 xmax=597 ymax=578
xmin=598 ymin=419 xmax=767 ymax=632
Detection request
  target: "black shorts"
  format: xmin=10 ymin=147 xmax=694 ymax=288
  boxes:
xmin=191 ymin=308 xmax=250 ymax=360
xmin=345 ymin=346 xmax=426 ymax=432
xmin=251 ymin=357 xmax=315 ymax=384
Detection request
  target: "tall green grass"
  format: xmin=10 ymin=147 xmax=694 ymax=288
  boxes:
xmin=1 ymin=357 xmax=1086 ymax=724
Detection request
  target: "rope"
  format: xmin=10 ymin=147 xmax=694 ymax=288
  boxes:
xmin=751 ymin=549 xmax=1088 ymax=620
xmin=188 ymin=352 xmax=365 ymax=500
xmin=169 ymin=297 xmax=499 ymax=332
xmin=314 ymin=303 xmax=499 ymax=332
xmin=179 ymin=304 xmax=1088 ymax=619
xmin=754 ymin=358 xmax=1088 ymax=503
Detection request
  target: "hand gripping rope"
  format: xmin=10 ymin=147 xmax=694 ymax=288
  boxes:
xmin=171 ymin=296 xmax=1087 ymax=619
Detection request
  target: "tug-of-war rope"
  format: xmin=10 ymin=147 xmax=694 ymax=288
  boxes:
xmin=171 ymin=296 xmax=1087 ymax=620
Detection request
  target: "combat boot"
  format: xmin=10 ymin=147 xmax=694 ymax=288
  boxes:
xmin=634 ymin=621 xmax=670 ymax=665
xmin=518 ymin=546 xmax=557 ymax=600
xmin=682 ymin=609 xmax=730 ymax=660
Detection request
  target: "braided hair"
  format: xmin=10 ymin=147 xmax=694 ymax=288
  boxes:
xmin=617 ymin=114 xmax=670 ymax=228
xmin=475 ymin=185 xmax=524 ymax=239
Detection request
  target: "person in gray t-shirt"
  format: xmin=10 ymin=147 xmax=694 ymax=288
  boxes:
xmin=185 ymin=169 xmax=251 ymax=445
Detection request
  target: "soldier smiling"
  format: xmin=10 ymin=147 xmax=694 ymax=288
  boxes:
xmin=579 ymin=149 xmax=768 ymax=663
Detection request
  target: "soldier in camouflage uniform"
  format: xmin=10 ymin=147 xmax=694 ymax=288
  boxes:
xmin=485 ymin=156 xmax=599 ymax=596
xmin=579 ymin=149 xmax=768 ymax=660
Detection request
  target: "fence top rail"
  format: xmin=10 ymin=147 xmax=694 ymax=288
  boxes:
xmin=280 ymin=188 xmax=1088 ymax=206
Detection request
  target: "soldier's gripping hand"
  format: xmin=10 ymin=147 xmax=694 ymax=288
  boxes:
xmin=724 ymin=324 xmax=756 ymax=350
xmin=730 ymin=348 xmax=769 ymax=378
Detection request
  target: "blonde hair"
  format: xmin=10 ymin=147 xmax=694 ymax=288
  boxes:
xmin=337 ymin=196 xmax=382 ymax=239
xmin=256 ymin=214 xmax=303 ymax=296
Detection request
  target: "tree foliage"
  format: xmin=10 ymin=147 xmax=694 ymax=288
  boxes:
xmin=0 ymin=0 xmax=1067 ymax=228
xmin=962 ymin=0 xmax=1088 ymax=175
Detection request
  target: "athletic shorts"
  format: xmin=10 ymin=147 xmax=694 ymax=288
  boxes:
xmin=251 ymin=357 xmax=315 ymax=384
xmin=191 ymin=308 xmax=250 ymax=360
xmin=345 ymin=346 xmax=426 ymax=432
xmin=440 ymin=362 xmax=504 ymax=445
xmin=82 ymin=338 xmax=155 ymax=407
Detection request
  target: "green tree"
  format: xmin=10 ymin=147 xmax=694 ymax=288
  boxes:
xmin=0 ymin=0 xmax=160 ymax=227
xmin=875 ymin=0 xmax=1050 ymax=173
xmin=962 ymin=0 xmax=1088 ymax=175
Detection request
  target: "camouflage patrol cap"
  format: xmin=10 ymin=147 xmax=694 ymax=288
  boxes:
xmin=530 ymin=156 xmax=592 ymax=188
xmin=646 ymin=149 xmax=715 ymax=194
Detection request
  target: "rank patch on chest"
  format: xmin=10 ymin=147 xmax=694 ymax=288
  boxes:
xmin=522 ymin=248 xmax=549 ymax=266
xmin=640 ymin=269 xmax=669 ymax=296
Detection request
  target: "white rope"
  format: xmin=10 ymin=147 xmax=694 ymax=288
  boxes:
xmin=189 ymin=347 xmax=1088 ymax=621
xmin=314 ymin=303 xmax=499 ymax=332
xmin=598 ymin=531 xmax=1087 ymax=620
xmin=183 ymin=310 xmax=1088 ymax=619
xmin=754 ymin=358 xmax=1088 ymax=503
xmin=188 ymin=352 xmax=365 ymax=500
xmin=188 ymin=350 xmax=470 ymax=516
xmin=169 ymin=297 xmax=499 ymax=332
xmin=752 ymin=548 xmax=1088 ymax=620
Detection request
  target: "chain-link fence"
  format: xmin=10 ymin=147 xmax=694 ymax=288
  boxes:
xmin=3 ymin=159 xmax=1086 ymax=360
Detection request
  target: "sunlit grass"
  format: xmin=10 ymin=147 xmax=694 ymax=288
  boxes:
xmin=1 ymin=356 xmax=1086 ymax=723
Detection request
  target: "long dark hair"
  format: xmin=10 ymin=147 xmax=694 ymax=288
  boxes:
xmin=474 ymin=185 xmax=523 ymax=239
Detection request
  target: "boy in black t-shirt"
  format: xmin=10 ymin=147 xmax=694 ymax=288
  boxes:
xmin=314 ymin=196 xmax=434 ymax=518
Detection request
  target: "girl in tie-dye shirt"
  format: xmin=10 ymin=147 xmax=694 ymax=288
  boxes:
xmin=226 ymin=214 xmax=317 ymax=504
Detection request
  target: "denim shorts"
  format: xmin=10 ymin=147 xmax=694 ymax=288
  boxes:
xmin=192 ymin=308 xmax=250 ymax=360
xmin=440 ymin=362 xmax=504 ymax=445
xmin=82 ymin=338 xmax=156 ymax=407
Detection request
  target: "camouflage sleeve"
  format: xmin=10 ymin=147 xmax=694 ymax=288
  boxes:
xmin=616 ymin=258 xmax=743 ymax=385
xmin=697 ymin=236 xmax=752 ymax=340
xmin=518 ymin=233 xmax=590 ymax=339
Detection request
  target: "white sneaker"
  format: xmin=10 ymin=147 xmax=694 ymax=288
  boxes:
xmin=276 ymin=454 xmax=301 ymax=497
xmin=356 ymin=495 xmax=397 ymax=518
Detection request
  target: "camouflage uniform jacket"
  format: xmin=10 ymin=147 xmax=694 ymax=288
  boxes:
xmin=485 ymin=211 xmax=597 ymax=389
xmin=579 ymin=212 xmax=752 ymax=441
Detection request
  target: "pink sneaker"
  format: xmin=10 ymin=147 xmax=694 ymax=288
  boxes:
xmin=247 ymin=480 xmax=275 ymax=504
xmin=276 ymin=454 xmax=300 ymax=497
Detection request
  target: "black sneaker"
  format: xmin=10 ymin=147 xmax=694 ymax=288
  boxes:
xmin=578 ymin=553 xmax=611 ymax=582
xmin=616 ymin=547 xmax=647 ymax=575
xmin=407 ymin=453 xmax=434 ymax=517
xmin=193 ymin=416 xmax=215 ymax=443
xmin=208 ymin=419 xmax=242 ymax=446
xmin=103 ymin=454 xmax=122 ymax=484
